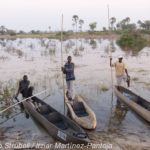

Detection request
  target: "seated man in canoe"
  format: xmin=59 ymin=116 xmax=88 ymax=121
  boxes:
xmin=110 ymin=56 xmax=130 ymax=89
xmin=16 ymin=75 xmax=33 ymax=98
xmin=62 ymin=56 xmax=75 ymax=101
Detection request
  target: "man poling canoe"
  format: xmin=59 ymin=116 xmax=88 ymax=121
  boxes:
xmin=61 ymin=56 xmax=75 ymax=102
xmin=110 ymin=56 xmax=130 ymax=90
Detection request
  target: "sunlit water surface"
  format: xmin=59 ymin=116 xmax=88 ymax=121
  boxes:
xmin=0 ymin=38 xmax=150 ymax=149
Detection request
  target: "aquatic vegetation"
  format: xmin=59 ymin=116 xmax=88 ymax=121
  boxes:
xmin=79 ymin=45 xmax=84 ymax=51
xmin=0 ymin=56 xmax=9 ymax=61
xmin=4 ymin=46 xmax=12 ymax=53
xmin=28 ymin=43 xmax=34 ymax=49
xmin=49 ymin=48 xmax=56 ymax=55
xmin=105 ymin=45 xmax=109 ymax=54
xmin=44 ymin=50 xmax=48 ymax=56
xmin=40 ymin=39 xmax=46 ymax=47
xmin=18 ymin=40 xmax=22 ymax=45
xmin=100 ymin=85 xmax=109 ymax=91
xmin=65 ymin=42 xmax=73 ymax=49
xmin=132 ymin=77 xmax=139 ymax=81
xmin=73 ymin=48 xmax=81 ymax=56
xmin=0 ymin=87 xmax=13 ymax=105
xmin=138 ymin=69 xmax=147 ymax=72
xmin=16 ymin=49 xmax=24 ymax=58
xmin=75 ymin=64 xmax=88 ymax=68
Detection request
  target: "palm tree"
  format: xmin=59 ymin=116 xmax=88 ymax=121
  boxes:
xmin=137 ymin=20 xmax=142 ymax=29
xmin=110 ymin=17 xmax=116 ymax=31
xmin=0 ymin=25 xmax=7 ymax=35
xmin=79 ymin=19 xmax=84 ymax=32
xmin=72 ymin=23 xmax=75 ymax=32
xmin=72 ymin=15 xmax=79 ymax=33
xmin=125 ymin=17 xmax=130 ymax=24
xmin=48 ymin=26 xmax=51 ymax=33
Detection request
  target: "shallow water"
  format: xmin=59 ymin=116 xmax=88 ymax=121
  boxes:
xmin=0 ymin=38 xmax=150 ymax=149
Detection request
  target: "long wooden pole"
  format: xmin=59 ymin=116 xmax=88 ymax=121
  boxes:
xmin=107 ymin=5 xmax=114 ymax=91
xmin=0 ymin=88 xmax=50 ymax=114
xmin=107 ymin=5 xmax=114 ymax=128
xmin=60 ymin=14 xmax=66 ymax=115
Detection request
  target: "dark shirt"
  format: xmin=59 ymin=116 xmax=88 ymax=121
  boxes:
xmin=19 ymin=80 xmax=30 ymax=92
xmin=64 ymin=62 xmax=75 ymax=81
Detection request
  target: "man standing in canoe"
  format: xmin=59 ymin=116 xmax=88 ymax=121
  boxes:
xmin=110 ymin=56 xmax=130 ymax=89
xmin=62 ymin=56 xmax=75 ymax=100
xmin=16 ymin=75 xmax=33 ymax=98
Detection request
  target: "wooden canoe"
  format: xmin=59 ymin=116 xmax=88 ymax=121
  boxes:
xmin=65 ymin=92 xmax=97 ymax=129
xmin=22 ymin=96 xmax=90 ymax=144
xmin=114 ymin=86 xmax=150 ymax=122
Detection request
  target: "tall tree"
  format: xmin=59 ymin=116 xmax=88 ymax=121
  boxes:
xmin=72 ymin=15 xmax=79 ymax=53
xmin=110 ymin=17 xmax=116 ymax=31
xmin=0 ymin=25 xmax=7 ymax=35
xmin=125 ymin=17 xmax=130 ymax=24
xmin=48 ymin=26 xmax=51 ymax=33
xmin=72 ymin=15 xmax=79 ymax=33
xmin=72 ymin=23 xmax=75 ymax=32
xmin=79 ymin=19 xmax=84 ymax=32
xmin=144 ymin=20 xmax=150 ymax=30
xmin=137 ymin=20 xmax=143 ymax=29
xmin=89 ymin=22 xmax=97 ymax=32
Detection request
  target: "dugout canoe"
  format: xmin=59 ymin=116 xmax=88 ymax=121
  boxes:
xmin=65 ymin=92 xmax=97 ymax=129
xmin=114 ymin=86 xmax=150 ymax=122
xmin=22 ymin=96 xmax=90 ymax=144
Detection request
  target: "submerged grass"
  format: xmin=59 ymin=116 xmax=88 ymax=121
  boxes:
xmin=99 ymin=85 xmax=109 ymax=91
xmin=138 ymin=69 xmax=147 ymax=72
xmin=132 ymin=77 xmax=139 ymax=81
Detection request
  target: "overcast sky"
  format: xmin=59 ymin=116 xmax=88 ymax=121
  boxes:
xmin=0 ymin=0 xmax=149 ymax=32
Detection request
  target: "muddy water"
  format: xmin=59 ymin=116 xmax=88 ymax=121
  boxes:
xmin=0 ymin=38 xmax=150 ymax=149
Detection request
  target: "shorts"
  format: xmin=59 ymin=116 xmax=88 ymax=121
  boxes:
xmin=116 ymin=75 xmax=127 ymax=86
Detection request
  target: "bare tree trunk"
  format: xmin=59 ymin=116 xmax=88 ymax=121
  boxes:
xmin=76 ymin=22 xmax=78 ymax=51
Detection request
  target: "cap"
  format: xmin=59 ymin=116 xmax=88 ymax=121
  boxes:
xmin=118 ymin=55 xmax=123 ymax=59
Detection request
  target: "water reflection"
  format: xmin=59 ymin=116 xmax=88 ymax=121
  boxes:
xmin=90 ymin=39 xmax=97 ymax=49
xmin=108 ymin=99 xmax=128 ymax=134
xmin=110 ymin=41 xmax=116 ymax=52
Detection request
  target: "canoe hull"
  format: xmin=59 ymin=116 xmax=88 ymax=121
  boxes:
xmin=23 ymin=97 xmax=90 ymax=144
xmin=114 ymin=86 xmax=150 ymax=123
xmin=65 ymin=92 xmax=97 ymax=129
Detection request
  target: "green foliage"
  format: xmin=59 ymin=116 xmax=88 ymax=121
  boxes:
xmin=89 ymin=22 xmax=97 ymax=32
xmin=56 ymin=31 xmax=68 ymax=36
xmin=137 ymin=20 xmax=150 ymax=30
xmin=8 ymin=30 xmax=17 ymax=36
xmin=117 ymin=31 xmax=147 ymax=52
xmin=140 ymin=29 xmax=150 ymax=34
xmin=117 ymin=32 xmax=134 ymax=48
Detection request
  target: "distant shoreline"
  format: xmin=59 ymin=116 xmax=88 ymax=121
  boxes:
xmin=0 ymin=32 xmax=120 ymax=40
xmin=0 ymin=32 xmax=149 ymax=41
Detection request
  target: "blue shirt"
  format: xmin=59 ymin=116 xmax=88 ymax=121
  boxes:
xmin=64 ymin=62 xmax=75 ymax=81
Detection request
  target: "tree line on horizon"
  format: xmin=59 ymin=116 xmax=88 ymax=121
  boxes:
xmin=0 ymin=15 xmax=150 ymax=36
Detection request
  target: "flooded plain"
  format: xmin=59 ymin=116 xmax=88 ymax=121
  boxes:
xmin=0 ymin=38 xmax=150 ymax=150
